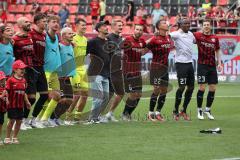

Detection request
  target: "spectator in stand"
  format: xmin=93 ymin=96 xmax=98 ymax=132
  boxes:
xmin=151 ymin=3 xmax=167 ymax=32
xmin=226 ymin=10 xmax=238 ymax=35
xmin=90 ymin=0 xmax=100 ymax=30
xmin=58 ymin=3 xmax=70 ymax=28
xmin=126 ymin=0 xmax=134 ymax=23
xmin=0 ymin=8 xmax=7 ymax=23
xmin=188 ymin=6 xmax=198 ymax=32
xmin=63 ymin=18 xmax=73 ymax=29
xmin=16 ymin=0 xmax=26 ymax=4
xmin=215 ymin=6 xmax=226 ymax=34
xmin=234 ymin=6 xmax=240 ymax=35
xmin=44 ymin=6 xmax=57 ymax=16
xmin=32 ymin=0 xmax=41 ymax=14
xmin=99 ymin=0 xmax=106 ymax=21
xmin=0 ymin=0 xmax=7 ymax=11
xmin=139 ymin=15 xmax=148 ymax=33
xmin=202 ymin=0 xmax=212 ymax=15
xmin=136 ymin=4 xmax=148 ymax=18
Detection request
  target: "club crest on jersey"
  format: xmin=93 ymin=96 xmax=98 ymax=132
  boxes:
xmin=139 ymin=43 xmax=143 ymax=47
xmin=211 ymin=38 xmax=215 ymax=42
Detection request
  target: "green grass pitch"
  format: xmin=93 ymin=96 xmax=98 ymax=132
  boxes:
xmin=0 ymin=82 xmax=240 ymax=160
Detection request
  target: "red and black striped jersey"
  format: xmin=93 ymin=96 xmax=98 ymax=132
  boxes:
xmin=122 ymin=36 xmax=146 ymax=76
xmin=194 ymin=32 xmax=220 ymax=66
xmin=6 ymin=76 xmax=27 ymax=109
xmin=29 ymin=29 xmax=46 ymax=66
xmin=13 ymin=34 xmax=34 ymax=67
xmin=0 ymin=86 xmax=7 ymax=112
xmin=147 ymin=35 xmax=172 ymax=69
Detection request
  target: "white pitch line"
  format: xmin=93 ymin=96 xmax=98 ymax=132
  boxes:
xmin=141 ymin=96 xmax=240 ymax=99
xmin=213 ymin=158 xmax=240 ymax=160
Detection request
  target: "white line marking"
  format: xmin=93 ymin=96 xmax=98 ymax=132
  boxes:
xmin=213 ymin=158 xmax=240 ymax=160
xmin=141 ymin=96 xmax=240 ymax=99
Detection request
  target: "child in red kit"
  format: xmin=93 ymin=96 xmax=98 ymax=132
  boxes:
xmin=4 ymin=60 xmax=31 ymax=145
xmin=0 ymin=71 xmax=8 ymax=146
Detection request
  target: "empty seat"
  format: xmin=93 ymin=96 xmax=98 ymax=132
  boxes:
xmin=189 ymin=0 xmax=199 ymax=6
xmin=69 ymin=5 xmax=78 ymax=14
xmin=115 ymin=0 xmax=123 ymax=5
xmin=115 ymin=6 xmax=123 ymax=15
xmin=134 ymin=0 xmax=142 ymax=6
xmin=179 ymin=0 xmax=188 ymax=5
xmin=69 ymin=0 xmax=79 ymax=4
xmin=53 ymin=5 xmax=60 ymax=12
xmin=161 ymin=0 xmax=169 ymax=5
xmin=170 ymin=0 xmax=179 ymax=5
xmin=218 ymin=0 xmax=227 ymax=6
xmin=170 ymin=6 xmax=179 ymax=16
xmin=78 ymin=5 xmax=87 ymax=14
xmin=106 ymin=6 xmax=114 ymax=15
xmin=25 ymin=14 xmax=33 ymax=21
xmin=106 ymin=0 xmax=115 ymax=5
xmin=180 ymin=6 xmax=188 ymax=15
xmin=79 ymin=0 xmax=89 ymax=5
xmin=152 ymin=0 xmax=160 ymax=4
xmin=122 ymin=26 xmax=131 ymax=34
xmin=142 ymin=0 xmax=152 ymax=6
xmin=7 ymin=14 xmax=15 ymax=23
xmin=86 ymin=25 xmax=93 ymax=33
xmin=86 ymin=15 xmax=92 ymax=24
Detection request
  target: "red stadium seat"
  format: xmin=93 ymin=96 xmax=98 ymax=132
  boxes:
xmin=25 ymin=5 xmax=33 ymax=13
xmin=86 ymin=15 xmax=92 ymax=25
xmin=25 ymin=14 xmax=33 ymax=21
xmin=105 ymin=15 xmax=113 ymax=22
xmin=7 ymin=14 xmax=16 ymax=23
xmin=8 ymin=5 xmax=17 ymax=13
xmin=69 ymin=15 xmax=75 ymax=23
xmin=53 ymin=5 xmax=60 ymax=12
xmin=41 ymin=5 xmax=50 ymax=12
xmin=146 ymin=17 xmax=152 ymax=25
xmin=16 ymin=14 xmax=24 ymax=20
xmin=86 ymin=25 xmax=93 ymax=33
xmin=69 ymin=0 xmax=78 ymax=5
xmin=69 ymin=5 xmax=78 ymax=14
xmin=37 ymin=0 xmax=45 ymax=4
xmin=218 ymin=0 xmax=227 ymax=6
xmin=122 ymin=26 xmax=131 ymax=34
xmin=44 ymin=0 xmax=53 ymax=4
xmin=169 ymin=16 xmax=176 ymax=25
xmin=52 ymin=0 xmax=61 ymax=4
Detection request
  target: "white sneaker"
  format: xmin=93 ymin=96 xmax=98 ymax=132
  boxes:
xmin=30 ymin=119 xmax=45 ymax=129
xmin=48 ymin=119 xmax=58 ymax=127
xmin=41 ymin=120 xmax=54 ymax=128
xmin=83 ymin=119 xmax=100 ymax=125
xmin=99 ymin=116 xmax=109 ymax=123
xmin=55 ymin=119 xmax=65 ymax=126
xmin=64 ymin=120 xmax=74 ymax=126
xmin=121 ymin=114 xmax=131 ymax=122
xmin=106 ymin=112 xmax=119 ymax=122
xmin=197 ymin=109 xmax=204 ymax=120
xmin=20 ymin=123 xmax=28 ymax=130
xmin=22 ymin=119 xmax=32 ymax=129
xmin=204 ymin=110 xmax=215 ymax=120
xmin=0 ymin=139 xmax=4 ymax=146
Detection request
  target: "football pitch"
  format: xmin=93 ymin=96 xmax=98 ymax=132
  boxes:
xmin=0 ymin=82 xmax=240 ymax=160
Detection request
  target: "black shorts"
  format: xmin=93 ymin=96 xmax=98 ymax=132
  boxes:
xmin=175 ymin=63 xmax=195 ymax=87
xmin=7 ymin=108 xmax=24 ymax=120
xmin=197 ymin=64 xmax=218 ymax=84
xmin=25 ymin=67 xmax=48 ymax=94
xmin=150 ymin=67 xmax=169 ymax=86
xmin=124 ymin=74 xmax=142 ymax=93
xmin=0 ymin=112 xmax=5 ymax=125
xmin=109 ymin=71 xmax=125 ymax=95
xmin=92 ymin=16 xmax=98 ymax=20
xmin=59 ymin=77 xmax=73 ymax=98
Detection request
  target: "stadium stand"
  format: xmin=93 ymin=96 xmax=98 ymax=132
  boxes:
xmin=4 ymin=0 xmax=238 ymax=34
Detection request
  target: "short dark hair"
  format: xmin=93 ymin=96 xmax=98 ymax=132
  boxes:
xmin=48 ymin=15 xmax=60 ymax=23
xmin=75 ymin=18 xmax=86 ymax=25
xmin=202 ymin=19 xmax=211 ymax=25
xmin=156 ymin=19 xmax=166 ymax=30
xmin=34 ymin=13 xmax=47 ymax=24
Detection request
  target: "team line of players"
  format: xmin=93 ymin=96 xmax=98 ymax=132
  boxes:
xmin=0 ymin=14 xmax=222 ymax=144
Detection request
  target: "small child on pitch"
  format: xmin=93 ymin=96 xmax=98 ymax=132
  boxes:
xmin=4 ymin=60 xmax=31 ymax=144
xmin=0 ymin=71 xmax=8 ymax=146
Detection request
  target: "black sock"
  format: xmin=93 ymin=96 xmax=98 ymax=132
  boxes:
xmin=24 ymin=98 xmax=36 ymax=118
xmin=32 ymin=94 xmax=48 ymax=117
xmin=149 ymin=93 xmax=158 ymax=112
xmin=50 ymin=113 xmax=56 ymax=120
xmin=197 ymin=90 xmax=204 ymax=108
xmin=174 ymin=88 xmax=184 ymax=113
xmin=129 ymin=98 xmax=140 ymax=115
xmin=54 ymin=103 xmax=69 ymax=119
xmin=157 ymin=94 xmax=166 ymax=112
xmin=183 ymin=89 xmax=194 ymax=113
xmin=123 ymin=98 xmax=138 ymax=115
xmin=206 ymin=91 xmax=215 ymax=108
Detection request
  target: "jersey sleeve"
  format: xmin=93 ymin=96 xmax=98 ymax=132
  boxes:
xmin=215 ymin=37 xmax=220 ymax=50
xmin=6 ymin=78 xmax=12 ymax=91
xmin=169 ymin=31 xmax=179 ymax=40
xmin=146 ymin=37 xmax=155 ymax=51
